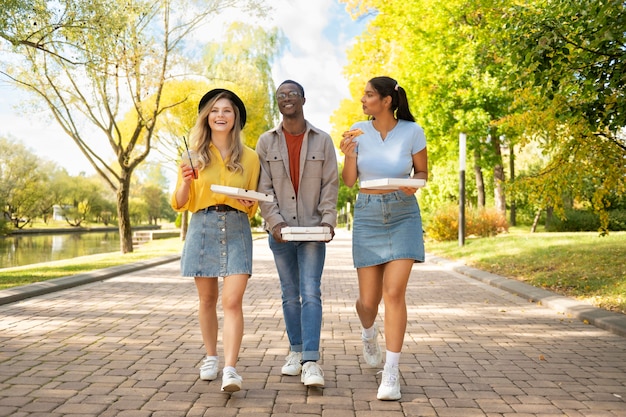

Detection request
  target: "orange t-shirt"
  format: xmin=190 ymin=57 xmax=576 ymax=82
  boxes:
xmin=284 ymin=130 xmax=304 ymax=195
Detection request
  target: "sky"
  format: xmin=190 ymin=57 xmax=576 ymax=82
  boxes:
xmin=0 ymin=0 xmax=370 ymax=182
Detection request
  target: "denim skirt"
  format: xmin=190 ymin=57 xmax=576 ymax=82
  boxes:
xmin=181 ymin=209 xmax=253 ymax=277
xmin=352 ymin=191 xmax=424 ymax=268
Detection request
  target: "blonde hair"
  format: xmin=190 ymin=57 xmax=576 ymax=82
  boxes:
xmin=189 ymin=92 xmax=244 ymax=173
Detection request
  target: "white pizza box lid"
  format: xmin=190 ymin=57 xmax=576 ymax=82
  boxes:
xmin=282 ymin=233 xmax=332 ymax=241
xmin=281 ymin=226 xmax=330 ymax=234
xmin=360 ymin=178 xmax=427 ymax=190
xmin=210 ymin=184 xmax=274 ymax=202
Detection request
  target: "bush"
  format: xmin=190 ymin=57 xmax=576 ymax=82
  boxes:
xmin=424 ymin=205 xmax=459 ymax=241
xmin=546 ymin=209 xmax=626 ymax=232
xmin=609 ymin=209 xmax=626 ymax=230
xmin=546 ymin=209 xmax=598 ymax=231
xmin=467 ymin=208 xmax=509 ymax=237
xmin=425 ymin=205 xmax=508 ymax=241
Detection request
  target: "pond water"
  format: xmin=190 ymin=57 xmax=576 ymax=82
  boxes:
xmin=0 ymin=232 xmax=121 ymax=269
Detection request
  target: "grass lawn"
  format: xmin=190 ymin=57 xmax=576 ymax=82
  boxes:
xmin=0 ymin=237 xmax=185 ymax=290
xmin=425 ymin=229 xmax=626 ymax=315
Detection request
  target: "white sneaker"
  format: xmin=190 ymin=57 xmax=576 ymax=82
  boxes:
xmin=377 ymin=364 xmax=401 ymax=400
xmin=362 ymin=326 xmax=382 ymax=367
xmin=281 ymin=351 xmax=303 ymax=375
xmin=199 ymin=356 xmax=218 ymax=381
xmin=221 ymin=368 xmax=243 ymax=392
xmin=300 ymin=362 xmax=325 ymax=387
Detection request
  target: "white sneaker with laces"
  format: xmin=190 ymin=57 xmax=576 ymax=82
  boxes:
xmin=199 ymin=356 xmax=218 ymax=381
xmin=377 ymin=363 xmax=401 ymax=400
xmin=300 ymin=362 xmax=325 ymax=387
xmin=362 ymin=325 xmax=382 ymax=367
xmin=281 ymin=351 xmax=303 ymax=375
xmin=221 ymin=368 xmax=243 ymax=392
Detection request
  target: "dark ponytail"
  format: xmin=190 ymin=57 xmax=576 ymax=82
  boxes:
xmin=368 ymin=76 xmax=415 ymax=122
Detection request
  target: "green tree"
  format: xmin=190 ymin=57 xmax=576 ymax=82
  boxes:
xmin=503 ymin=0 xmax=626 ymax=144
xmin=129 ymin=196 xmax=149 ymax=225
xmin=498 ymin=0 xmax=626 ymax=231
xmin=58 ymin=174 xmax=111 ymax=227
xmin=338 ymin=0 xmax=517 ymax=218
xmin=141 ymin=185 xmax=166 ymax=224
xmin=33 ymin=161 xmax=67 ymax=224
xmin=0 ymin=137 xmax=115 ymax=228
xmin=0 ymin=0 xmax=267 ymax=252
xmin=0 ymin=137 xmax=46 ymax=228
xmin=132 ymin=162 xmax=176 ymax=224
xmin=338 ymin=0 xmax=625 ymax=233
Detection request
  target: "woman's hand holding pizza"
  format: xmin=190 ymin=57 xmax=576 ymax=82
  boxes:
xmin=340 ymin=128 xmax=363 ymax=158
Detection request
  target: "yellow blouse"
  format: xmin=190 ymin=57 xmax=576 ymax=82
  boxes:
xmin=170 ymin=143 xmax=261 ymax=219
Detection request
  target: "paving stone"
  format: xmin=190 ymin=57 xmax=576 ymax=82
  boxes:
xmin=0 ymin=230 xmax=625 ymax=416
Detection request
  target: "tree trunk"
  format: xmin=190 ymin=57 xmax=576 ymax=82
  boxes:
xmin=545 ymin=206 xmax=553 ymax=229
xmin=509 ymin=144 xmax=516 ymax=226
xmin=473 ymin=148 xmax=485 ymax=208
xmin=116 ymin=175 xmax=134 ymax=254
xmin=531 ymin=209 xmax=541 ymax=233
xmin=494 ymin=165 xmax=506 ymax=214
xmin=492 ymin=133 xmax=506 ymax=215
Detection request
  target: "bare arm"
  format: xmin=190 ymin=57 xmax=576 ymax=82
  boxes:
xmin=398 ymin=148 xmax=429 ymax=195
xmin=174 ymin=164 xmax=195 ymax=207
xmin=340 ymin=131 xmax=359 ymax=187
xmin=412 ymin=147 xmax=428 ymax=180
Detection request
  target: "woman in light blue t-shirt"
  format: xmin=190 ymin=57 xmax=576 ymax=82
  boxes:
xmin=339 ymin=76 xmax=428 ymax=401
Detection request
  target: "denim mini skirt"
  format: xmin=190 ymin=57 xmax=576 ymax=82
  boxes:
xmin=181 ymin=209 xmax=253 ymax=278
xmin=352 ymin=191 xmax=425 ymax=268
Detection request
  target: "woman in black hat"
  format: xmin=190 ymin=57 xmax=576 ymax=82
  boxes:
xmin=171 ymin=88 xmax=260 ymax=393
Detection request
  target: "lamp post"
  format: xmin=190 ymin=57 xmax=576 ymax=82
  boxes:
xmin=459 ymin=132 xmax=466 ymax=247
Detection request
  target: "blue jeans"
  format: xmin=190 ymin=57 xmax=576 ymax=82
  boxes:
xmin=268 ymin=234 xmax=326 ymax=362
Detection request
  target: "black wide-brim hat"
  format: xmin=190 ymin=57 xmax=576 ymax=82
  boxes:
xmin=198 ymin=88 xmax=247 ymax=129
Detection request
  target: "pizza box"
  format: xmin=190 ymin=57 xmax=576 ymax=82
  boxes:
xmin=210 ymin=184 xmax=274 ymax=202
xmin=282 ymin=233 xmax=332 ymax=241
xmin=281 ymin=226 xmax=330 ymax=234
xmin=360 ymin=178 xmax=427 ymax=190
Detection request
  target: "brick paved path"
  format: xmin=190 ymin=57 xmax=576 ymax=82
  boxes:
xmin=1 ymin=229 xmax=625 ymax=416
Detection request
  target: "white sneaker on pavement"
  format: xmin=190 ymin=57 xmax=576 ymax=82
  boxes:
xmin=221 ymin=368 xmax=243 ymax=392
xmin=281 ymin=351 xmax=302 ymax=375
xmin=300 ymin=362 xmax=325 ymax=387
xmin=377 ymin=363 xmax=401 ymax=400
xmin=199 ymin=356 xmax=218 ymax=381
xmin=362 ymin=325 xmax=382 ymax=367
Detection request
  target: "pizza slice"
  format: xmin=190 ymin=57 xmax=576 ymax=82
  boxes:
xmin=344 ymin=128 xmax=364 ymax=140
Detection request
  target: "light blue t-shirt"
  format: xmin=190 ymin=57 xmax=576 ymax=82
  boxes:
xmin=350 ymin=119 xmax=426 ymax=182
